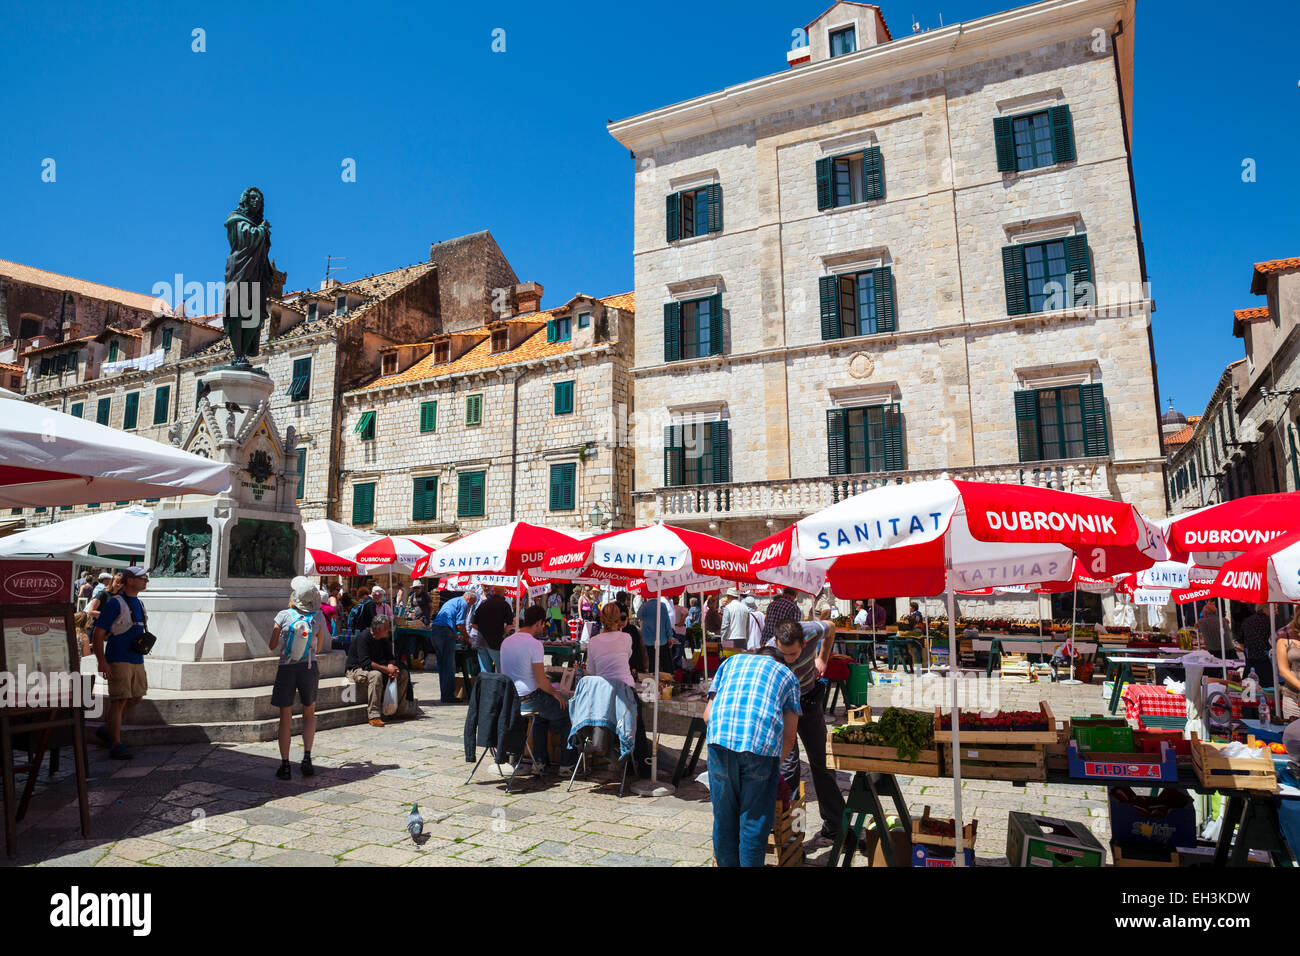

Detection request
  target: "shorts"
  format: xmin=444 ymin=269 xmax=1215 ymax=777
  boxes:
xmin=271 ymin=661 xmax=320 ymax=708
xmin=107 ymin=662 xmax=148 ymax=700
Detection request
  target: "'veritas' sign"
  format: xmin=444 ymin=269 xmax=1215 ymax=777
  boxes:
xmin=0 ymin=560 xmax=74 ymax=605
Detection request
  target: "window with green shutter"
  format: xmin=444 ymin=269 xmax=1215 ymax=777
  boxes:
xmin=161 ymin=326 xmax=173 ymax=350
xmin=829 ymin=24 xmax=857 ymax=56
xmin=296 ymin=448 xmax=307 ymax=500
xmin=153 ymin=385 xmax=171 ymax=425
xmin=549 ymin=463 xmax=576 ymax=511
xmin=412 ymin=475 xmax=438 ymax=520
xmin=554 ymin=381 xmax=574 ymax=415
xmin=352 ymin=482 xmax=375 ymax=525
xmin=123 ymin=392 xmax=139 ymax=430
xmin=667 ymin=184 xmax=722 ymax=242
xmin=88 ymin=502 xmax=100 ymax=509
xmin=108 ymin=341 xmax=120 ymax=363
xmin=816 ymin=147 xmax=884 ymax=210
xmin=663 ymin=421 xmax=730 ymax=486
xmin=546 ymin=316 xmax=572 ymax=343
xmin=70 ymin=402 xmax=83 ymax=419
xmin=465 ymin=393 xmax=483 ymax=426
xmin=994 ymin=106 xmax=1075 ymax=172
xmin=577 ymin=312 xmax=591 ymax=329
xmin=1002 ymin=236 xmax=1092 ymax=315
xmin=664 ymin=295 xmax=723 ymax=361
xmin=288 ymin=356 xmax=311 ymax=402
xmin=819 ymin=267 xmax=896 ymax=340
xmin=355 ymin=410 xmax=376 ymax=441
xmin=826 ymin=404 xmax=903 ymax=475
xmin=420 ymin=400 xmax=437 ymax=433
xmin=457 ymin=471 xmax=486 ymax=517
xmin=1014 ymin=384 xmax=1109 ymax=462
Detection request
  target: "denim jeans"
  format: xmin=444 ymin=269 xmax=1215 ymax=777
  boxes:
xmin=521 ymin=692 xmax=577 ymax=766
xmin=477 ymin=647 xmax=500 ymax=674
xmin=708 ymin=744 xmax=780 ymax=867
xmin=429 ymin=625 xmax=459 ymax=702
xmin=780 ymin=693 xmax=845 ymax=839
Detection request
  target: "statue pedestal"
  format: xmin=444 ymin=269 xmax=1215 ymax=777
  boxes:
xmin=113 ymin=367 xmax=366 ymax=740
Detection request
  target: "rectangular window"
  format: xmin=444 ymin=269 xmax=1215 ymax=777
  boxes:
xmin=382 ymin=353 xmax=398 ymax=375
xmin=88 ymin=502 xmax=100 ymax=509
xmin=412 ymin=476 xmax=438 ymax=521
xmin=547 ymin=316 xmax=572 ymax=343
xmin=816 ymin=147 xmax=884 ymax=210
xmin=663 ymin=421 xmax=731 ymax=487
xmin=161 ymin=326 xmax=173 ymax=350
xmin=60 ymin=505 xmax=72 ymax=511
xmin=296 ymin=448 xmax=307 ymax=500
xmin=819 ymin=268 xmax=896 ymax=340
xmin=663 ymin=294 xmax=724 ymax=362
xmin=465 ymin=393 xmax=483 ymax=426
xmin=153 ymin=385 xmax=171 ymax=425
xmin=994 ymin=105 xmax=1075 ymax=172
xmin=355 ymin=410 xmax=376 ymax=441
xmin=108 ymin=341 xmax=120 ymax=363
xmin=1014 ymin=384 xmax=1109 ymax=462
xmin=352 ymin=482 xmax=375 ymax=525
xmin=70 ymin=402 xmax=83 ymax=419
xmin=35 ymin=507 xmax=46 ymax=513
xmin=549 ymin=463 xmax=576 ymax=511
xmin=829 ymin=25 xmax=857 ymax=57
xmin=1001 ymin=236 xmax=1092 ymax=316
xmin=114 ymin=500 xmax=128 ymax=506
xmin=123 ymin=392 xmax=139 ymax=430
xmin=457 ymin=471 xmax=486 ymax=517
xmin=554 ymin=380 xmax=574 ymax=415
xmin=420 ymin=400 xmax=437 ymax=433
xmin=490 ymin=329 xmax=508 ymax=352
xmin=577 ymin=312 xmax=591 ymax=329
xmin=307 ymin=303 xmax=318 ymax=322
xmin=666 ymin=184 xmax=722 ymax=242
xmin=833 ymin=153 xmax=864 ymax=207
xmin=434 ymin=341 xmax=450 ymax=364
xmin=827 ymin=404 xmax=904 ymax=475
xmin=335 ymin=294 xmax=347 ymax=316
xmin=288 ymin=356 xmax=311 ymax=402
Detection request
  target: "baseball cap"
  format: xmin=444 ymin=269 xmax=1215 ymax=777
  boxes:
xmin=410 ymin=580 xmax=423 ymax=588
xmin=123 ymin=566 xmax=150 ymax=580
xmin=98 ymin=572 xmax=112 ymax=581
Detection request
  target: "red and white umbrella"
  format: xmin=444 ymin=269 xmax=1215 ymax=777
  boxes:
xmin=748 ymin=525 xmax=828 ymax=594
xmin=339 ymin=535 xmax=436 ymax=576
xmin=305 ymin=548 xmax=358 ymax=576
xmin=1161 ymin=492 xmax=1300 ymax=567
xmin=425 ymin=521 xmax=584 ymax=578
xmin=771 ymin=478 xmax=1165 ymax=864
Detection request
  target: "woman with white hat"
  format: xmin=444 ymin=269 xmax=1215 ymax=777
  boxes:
xmin=269 ymin=576 xmax=329 ymax=780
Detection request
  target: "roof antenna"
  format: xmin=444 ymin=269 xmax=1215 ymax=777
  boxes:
xmin=912 ymin=15 xmax=921 ymax=33
xmin=324 ymin=254 xmax=348 ymax=285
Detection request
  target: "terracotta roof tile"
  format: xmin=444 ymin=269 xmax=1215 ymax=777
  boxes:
xmin=1251 ymin=257 xmax=1300 ymax=294
xmin=598 ymin=291 xmax=635 ymax=311
xmin=0 ymin=362 xmax=22 ymax=374
xmin=1164 ymin=425 xmax=1194 ymax=446
xmin=1233 ymin=305 xmax=1272 ymax=336
xmin=0 ymin=259 xmax=169 ymax=314
xmin=20 ymin=334 xmax=97 ymax=357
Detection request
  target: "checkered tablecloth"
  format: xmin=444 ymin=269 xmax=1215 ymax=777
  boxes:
xmin=1122 ymin=683 xmax=1187 ymax=722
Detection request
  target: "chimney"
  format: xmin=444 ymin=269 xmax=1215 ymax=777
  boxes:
xmin=320 ymin=278 xmax=341 ymax=291
xmin=512 ymin=282 xmax=543 ymax=316
xmin=787 ymin=45 xmax=811 ymax=68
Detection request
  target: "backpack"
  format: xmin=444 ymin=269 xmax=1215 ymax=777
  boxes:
xmin=346 ymin=597 xmax=372 ymax=632
xmin=281 ymin=609 xmax=316 ymax=663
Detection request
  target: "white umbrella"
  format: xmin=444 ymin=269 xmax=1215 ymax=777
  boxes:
xmin=0 ymin=505 xmax=151 ymax=558
xmin=0 ymin=392 xmax=229 ymax=507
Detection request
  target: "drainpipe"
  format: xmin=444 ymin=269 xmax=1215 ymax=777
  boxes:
xmin=509 ymin=366 xmax=530 ymax=520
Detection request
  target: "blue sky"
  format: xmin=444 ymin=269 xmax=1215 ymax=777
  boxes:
xmin=1 ymin=0 xmax=1296 ymax=416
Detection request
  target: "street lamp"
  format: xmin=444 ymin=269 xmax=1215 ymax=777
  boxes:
xmin=589 ymin=502 xmax=606 ymax=529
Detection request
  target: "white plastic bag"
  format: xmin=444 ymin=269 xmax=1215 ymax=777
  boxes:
xmin=382 ymin=677 xmax=399 ymax=717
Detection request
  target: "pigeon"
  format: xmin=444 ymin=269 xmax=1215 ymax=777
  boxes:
xmin=406 ymin=804 xmax=423 ymax=841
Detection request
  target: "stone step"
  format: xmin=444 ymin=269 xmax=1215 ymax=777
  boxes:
xmin=95 ymin=701 xmax=372 ymax=745
xmin=89 ymin=676 xmax=365 ymax=725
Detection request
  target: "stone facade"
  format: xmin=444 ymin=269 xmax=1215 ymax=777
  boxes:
xmin=337 ymin=293 xmax=636 ymax=537
xmin=609 ymin=0 xmax=1161 ymax=552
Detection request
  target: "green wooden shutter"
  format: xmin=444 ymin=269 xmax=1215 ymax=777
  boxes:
xmin=815 ymin=157 xmax=833 ymax=210
xmin=1014 ymin=390 xmax=1041 ymax=462
xmin=352 ymin=483 xmax=375 ymax=524
xmin=162 ymin=327 xmax=173 ymax=350
xmin=826 ymin=408 xmax=847 ymax=475
xmin=153 ymin=385 xmax=170 ymax=424
xmin=546 ymin=319 xmax=557 ymax=343
xmin=549 ymin=463 xmax=575 ymax=511
xmin=70 ymin=402 xmax=83 ymax=419
xmin=96 ymin=398 xmax=111 ymax=425
xmin=666 ymin=192 xmax=680 ymax=243
xmin=297 ymin=448 xmax=307 ymax=500
xmin=663 ymin=426 xmax=683 ymax=487
xmin=1049 ymin=105 xmax=1075 ymax=164
xmin=466 ymin=394 xmax=482 ymax=426
xmin=883 ymin=402 xmax=904 ymax=471
xmin=554 ymin=381 xmax=573 ymax=414
xmin=1002 ymin=245 xmax=1028 ymax=315
xmin=457 ymin=472 xmax=485 ymax=517
xmin=471 ymin=473 xmax=485 ymax=516
xmin=710 ymin=421 xmax=731 ymax=484
xmin=123 ymin=392 xmax=139 ymax=430
xmin=1063 ymin=234 xmax=1092 ymax=303
xmin=289 ymin=357 xmax=311 ymax=400
xmin=706 ymin=183 xmax=723 ymax=233
xmin=994 ymin=116 xmax=1016 ymax=171
xmin=663 ymin=302 xmax=681 ymax=362
xmin=708 ymin=293 xmax=723 ymax=356
xmin=862 ymin=146 xmax=884 ymax=201
xmin=1079 ymin=383 xmax=1109 ymax=457
xmin=413 ymin=476 xmax=437 ymax=520
xmin=872 ymin=267 xmax=896 ymax=333
xmin=819 ymin=275 xmax=841 ymax=340
xmin=420 ymin=401 xmax=437 ymax=432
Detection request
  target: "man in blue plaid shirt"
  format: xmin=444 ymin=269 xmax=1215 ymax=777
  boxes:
xmin=705 ymin=648 xmax=801 ymax=867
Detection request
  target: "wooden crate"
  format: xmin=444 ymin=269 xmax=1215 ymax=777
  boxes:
xmin=826 ymin=707 xmax=942 ymax=777
xmin=933 ymin=701 xmax=1058 ymax=745
xmin=1045 ymin=724 xmax=1071 ymax=772
xmin=766 ymin=782 xmax=806 ymax=868
xmin=941 ymin=741 xmax=1047 ymax=782
xmin=1111 ymin=841 xmax=1180 ymax=867
xmin=1190 ymin=734 xmax=1277 ymax=793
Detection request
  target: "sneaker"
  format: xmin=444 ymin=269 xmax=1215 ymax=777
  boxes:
xmin=275 ymin=762 xmax=291 ymax=780
xmin=368 ymin=717 xmax=384 ymax=727
xmin=109 ymin=743 xmax=133 ymax=761
xmin=300 ymin=755 xmax=314 ymax=777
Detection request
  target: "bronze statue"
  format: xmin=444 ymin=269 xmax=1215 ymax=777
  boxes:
xmin=222 ymin=187 xmax=275 ymax=368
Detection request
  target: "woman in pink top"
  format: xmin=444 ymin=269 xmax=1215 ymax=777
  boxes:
xmin=586 ymin=603 xmax=637 ymax=688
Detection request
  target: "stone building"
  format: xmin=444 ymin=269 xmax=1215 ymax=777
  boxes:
xmin=337 ymin=290 xmax=635 ymax=537
xmin=1164 ymin=361 xmax=1246 ymax=514
xmin=2 ymin=231 xmax=522 ymax=528
xmin=608 ymin=0 xmax=1161 ymax=552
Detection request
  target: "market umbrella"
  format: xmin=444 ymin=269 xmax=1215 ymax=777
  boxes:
xmin=773 ymin=478 xmax=1166 ymax=864
xmin=0 ymin=392 xmax=230 ymax=507
xmin=1160 ymin=493 xmax=1300 ymax=567
xmin=0 ymin=505 xmax=151 ymax=560
xmin=542 ymin=522 xmax=757 ymax=796
xmin=304 ymin=547 xmax=359 ymax=576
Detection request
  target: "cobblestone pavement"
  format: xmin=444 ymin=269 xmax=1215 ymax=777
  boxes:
xmin=4 ymin=670 xmax=1131 ymax=867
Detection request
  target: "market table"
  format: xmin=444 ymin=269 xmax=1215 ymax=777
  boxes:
xmin=658 ymin=696 xmax=708 ymax=787
xmin=1122 ymin=683 xmax=1188 ymax=727
xmin=982 ymin=637 xmax=1097 ymax=676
